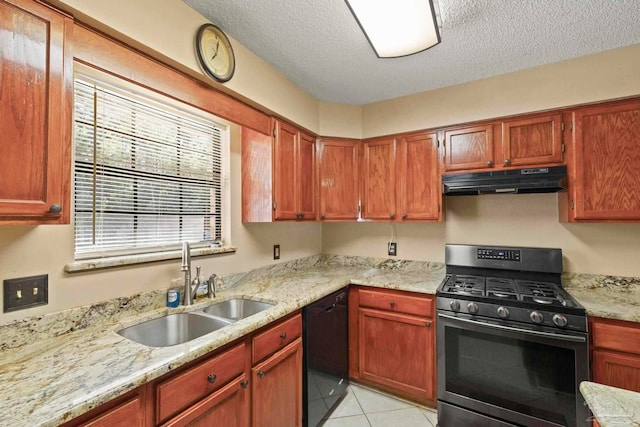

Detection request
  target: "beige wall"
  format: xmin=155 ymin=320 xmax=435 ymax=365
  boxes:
xmin=0 ymin=124 xmax=322 ymax=324
xmin=318 ymin=102 xmax=363 ymax=139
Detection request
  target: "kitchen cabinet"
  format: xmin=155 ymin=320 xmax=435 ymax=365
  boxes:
xmin=317 ymin=138 xmax=360 ymax=221
xmin=361 ymin=137 xmax=396 ymax=220
xmin=566 ymin=98 xmax=640 ymax=221
xmin=396 ymin=132 xmax=441 ymax=222
xmin=349 ymin=286 xmax=436 ymax=406
xmin=590 ymin=317 xmax=640 ymax=393
xmin=60 ymin=386 xmax=151 ymax=427
xmin=501 ymin=113 xmax=564 ymax=167
xmin=0 ymin=0 xmax=72 ymax=224
xmin=443 ymin=123 xmax=495 ymax=172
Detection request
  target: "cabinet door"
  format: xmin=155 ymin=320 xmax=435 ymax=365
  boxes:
xmin=317 ymin=139 xmax=360 ymax=221
xmin=502 ymin=113 xmax=563 ymax=167
xmin=79 ymin=396 xmax=143 ymax=427
xmin=592 ymin=350 xmax=640 ymax=393
xmin=443 ymin=124 xmax=494 ymax=171
xmin=273 ymin=121 xmax=299 ymax=220
xmin=572 ymin=99 xmax=640 ymax=220
xmin=357 ymin=307 xmax=434 ymax=402
xmin=397 ymin=132 xmax=441 ymax=221
xmin=161 ymin=375 xmax=249 ymax=427
xmin=251 ymin=338 xmax=303 ymax=427
xmin=298 ymin=132 xmax=316 ymax=220
xmin=361 ymin=138 xmax=396 ymax=220
xmin=0 ymin=0 xmax=71 ymax=223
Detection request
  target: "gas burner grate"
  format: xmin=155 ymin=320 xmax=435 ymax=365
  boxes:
xmin=442 ymin=275 xmax=485 ymax=295
xmin=516 ymin=280 xmax=559 ymax=298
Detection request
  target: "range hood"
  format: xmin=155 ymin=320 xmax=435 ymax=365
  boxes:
xmin=442 ymin=166 xmax=567 ymax=196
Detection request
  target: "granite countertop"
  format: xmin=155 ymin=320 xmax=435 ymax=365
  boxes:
xmin=0 ymin=255 xmax=444 ymax=427
xmin=580 ymin=381 xmax=640 ymax=426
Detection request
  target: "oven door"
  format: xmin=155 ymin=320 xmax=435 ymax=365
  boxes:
xmin=437 ymin=311 xmax=590 ymax=427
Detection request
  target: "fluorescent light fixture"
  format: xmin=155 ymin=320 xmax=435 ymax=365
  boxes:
xmin=346 ymin=0 xmax=441 ymax=58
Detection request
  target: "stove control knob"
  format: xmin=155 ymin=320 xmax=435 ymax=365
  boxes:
xmin=497 ymin=306 xmax=510 ymax=319
xmin=530 ymin=311 xmax=544 ymax=324
xmin=467 ymin=302 xmax=479 ymax=314
xmin=450 ymin=300 xmax=461 ymax=311
xmin=553 ymin=314 xmax=568 ymax=327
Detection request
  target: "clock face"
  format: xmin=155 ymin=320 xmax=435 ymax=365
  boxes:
xmin=196 ymin=24 xmax=235 ymax=82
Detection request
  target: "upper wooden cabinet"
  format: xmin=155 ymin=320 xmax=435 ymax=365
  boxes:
xmin=397 ymin=132 xmax=441 ymax=222
xmin=242 ymin=121 xmax=316 ymax=222
xmin=317 ymin=138 xmax=360 ymax=221
xmin=0 ymin=0 xmax=72 ymax=224
xmin=361 ymin=137 xmax=396 ymax=220
xmin=568 ymin=98 xmax=640 ymax=221
xmin=501 ymin=113 xmax=563 ymax=167
xmin=443 ymin=124 xmax=495 ymax=172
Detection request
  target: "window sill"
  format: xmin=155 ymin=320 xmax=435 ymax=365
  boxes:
xmin=64 ymin=246 xmax=237 ymax=273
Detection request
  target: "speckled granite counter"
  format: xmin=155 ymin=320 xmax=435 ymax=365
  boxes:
xmin=580 ymin=381 xmax=640 ymax=426
xmin=0 ymin=255 xmax=444 ymax=427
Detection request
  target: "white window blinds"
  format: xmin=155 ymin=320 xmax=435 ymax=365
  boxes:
xmin=73 ymin=77 xmax=226 ymax=259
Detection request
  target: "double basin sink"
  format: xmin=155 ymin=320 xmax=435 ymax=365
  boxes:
xmin=117 ymin=298 xmax=275 ymax=347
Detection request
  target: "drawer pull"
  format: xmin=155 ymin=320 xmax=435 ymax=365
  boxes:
xmin=257 ymin=370 xmax=266 ymax=378
xmin=389 ymin=301 xmax=395 ymax=307
xmin=241 ymin=380 xmax=249 ymax=388
xmin=207 ymin=374 xmax=217 ymax=384
xmin=280 ymin=332 xmax=287 ymax=339
xmin=49 ymin=204 xmax=62 ymax=213
xmin=425 ymin=321 xmax=432 ymax=327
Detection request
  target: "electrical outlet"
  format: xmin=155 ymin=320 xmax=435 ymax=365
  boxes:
xmin=388 ymin=242 xmax=397 ymax=256
xmin=4 ymin=274 xmax=48 ymax=313
xmin=273 ymin=244 xmax=280 ymax=260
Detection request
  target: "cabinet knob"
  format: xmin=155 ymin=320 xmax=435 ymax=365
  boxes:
xmin=49 ymin=204 xmax=62 ymax=213
xmin=389 ymin=301 xmax=395 ymax=307
xmin=279 ymin=332 xmax=287 ymax=340
xmin=241 ymin=380 xmax=249 ymax=389
xmin=401 ymin=213 xmax=407 ymax=219
xmin=389 ymin=213 xmax=395 ymax=219
xmin=257 ymin=371 xmax=266 ymax=378
xmin=504 ymin=159 xmax=511 ymax=166
xmin=300 ymin=213 xmax=305 ymax=218
xmin=321 ymin=213 xmax=326 ymax=219
xmin=425 ymin=321 xmax=432 ymax=327
xmin=487 ymin=160 xmax=494 ymax=167
xmin=207 ymin=374 xmax=217 ymax=384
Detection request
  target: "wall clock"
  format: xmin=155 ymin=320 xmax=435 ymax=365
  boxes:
xmin=195 ymin=23 xmax=235 ymax=83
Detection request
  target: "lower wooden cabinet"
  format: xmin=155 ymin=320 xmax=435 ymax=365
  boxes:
xmin=60 ymin=387 xmax=151 ymax=427
xmin=349 ymin=286 xmax=436 ymax=406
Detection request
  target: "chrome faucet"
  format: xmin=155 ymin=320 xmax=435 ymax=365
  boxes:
xmin=181 ymin=242 xmax=198 ymax=305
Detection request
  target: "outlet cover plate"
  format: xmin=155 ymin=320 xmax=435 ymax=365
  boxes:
xmin=388 ymin=242 xmax=397 ymax=256
xmin=273 ymin=244 xmax=280 ymax=260
xmin=3 ymin=274 xmax=48 ymax=313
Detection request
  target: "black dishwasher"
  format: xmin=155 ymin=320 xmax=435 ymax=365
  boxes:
xmin=303 ymin=287 xmax=349 ymax=427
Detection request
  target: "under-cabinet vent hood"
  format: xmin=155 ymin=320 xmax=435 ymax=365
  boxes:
xmin=442 ymin=166 xmax=567 ymax=196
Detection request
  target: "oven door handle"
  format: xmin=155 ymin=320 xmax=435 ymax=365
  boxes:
xmin=437 ymin=313 xmax=587 ymax=343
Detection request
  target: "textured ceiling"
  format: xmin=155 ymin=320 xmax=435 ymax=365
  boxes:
xmin=184 ymin=0 xmax=640 ymax=105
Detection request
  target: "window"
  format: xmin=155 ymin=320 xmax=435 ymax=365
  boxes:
xmin=73 ymin=74 xmax=229 ymax=259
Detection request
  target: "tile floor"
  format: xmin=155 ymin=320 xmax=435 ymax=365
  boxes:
xmin=323 ymin=383 xmax=438 ymax=427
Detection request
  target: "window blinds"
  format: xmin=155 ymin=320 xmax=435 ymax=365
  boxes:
xmin=73 ymin=77 xmax=224 ymax=258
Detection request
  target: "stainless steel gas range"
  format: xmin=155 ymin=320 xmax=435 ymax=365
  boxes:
xmin=436 ymin=244 xmax=590 ymax=427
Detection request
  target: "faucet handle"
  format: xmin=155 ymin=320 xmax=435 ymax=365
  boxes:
xmin=192 ymin=266 xmax=202 ymax=286
xmin=207 ymin=273 xmax=218 ymax=299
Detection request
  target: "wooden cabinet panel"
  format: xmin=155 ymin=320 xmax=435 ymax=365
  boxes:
xmin=0 ymin=0 xmax=71 ymax=224
xmin=592 ymin=350 xmax=640 ymax=393
xmin=571 ymin=99 xmax=640 ymax=220
xmin=161 ymin=375 xmax=249 ymax=427
xmin=362 ymin=138 xmax=396 ymax=220
xmin=156 ymin=343 xmax=246 ymax=424
xmin=298 ymin=131 xmax=316 ymax=219
xmin=591 ymin=318 xmax=640 ymax=355
xmin=80 ymin=396 xmax=143 ymax=427
xmin=444 ymin=124 xmax=494 ymax=171
xmin=251 ymin=338 xmax=303 ymax=427
xmin=252 ymin=313 xmax=302 ymax=364
xmin=242 ymin=126 xmax=274 ymax=222
xmin=317 ymin=139 xmax=360 ymax=220
xmin=358 ymin=288 xmax=433 ymax=317
xmin=397 ymin=132 xmax=441 ymax=221
xmin=502 ymin=113 xmax=563 ymax=167
xmin=274 ymin=122 xmax=299 ymax=220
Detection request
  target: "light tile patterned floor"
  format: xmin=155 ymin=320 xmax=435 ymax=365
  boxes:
xmin=324 ymin=384 xmax=438 ymax=427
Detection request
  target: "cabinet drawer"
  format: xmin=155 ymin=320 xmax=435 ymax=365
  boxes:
xmin=359 ymin=289 xmax=433 ymax=318
xmin=156 ymin=342 xmax=246 ymax=423
xmin=591 ymin=318 xmax=640 ymax=355
xmin=252 ymin=314 xmax=302 ymax=364
xmin=80 ymin=396 xmax=143 ymax=427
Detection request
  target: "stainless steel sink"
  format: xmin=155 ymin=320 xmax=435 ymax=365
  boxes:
xmin=201 ymin=298 xmax=274 ymax=322
xmin=117 ymin=312 xmax=232 ymax=347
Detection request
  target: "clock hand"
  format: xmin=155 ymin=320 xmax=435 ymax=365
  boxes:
xmin=211 ymin=40 xmax=220 ymax=61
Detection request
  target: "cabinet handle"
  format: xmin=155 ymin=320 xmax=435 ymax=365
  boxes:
xmin=503 ymin=159 xmax=511 ymax=166
xmin=389 ymin=301 xmax=395 ymax=307
xmin=321 ymin=213 xmax=326 ymax=219
xmin=241 ymin=380 xmax=249 ymax=388
xmin=487 ymin=160 xmax=494 ymax=167
xmin=49 ymin=204 xmax=62 ymax=213
xmin=207 ymin=374 xmax=217 ymax=384
xmin=401 ymin=213 xmax=407 ymax=220
xmin=279 ymin=332 xmax=287 ymax=340
xmin=389 ymin=213 xmax=395 ymax=219
xmin=300 ymin=213 xmax=305 ymax=218
xmin=425 ymin=321 xmax=432 ymax=327
xmin=257 ymin=371 xmax=266 ymax=378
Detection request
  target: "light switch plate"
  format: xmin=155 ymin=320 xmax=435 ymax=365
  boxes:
xmin=3 ymin=274 xmax=48 ymax=312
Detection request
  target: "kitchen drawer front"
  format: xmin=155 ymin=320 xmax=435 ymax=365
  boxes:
xmin=252 ymin=313 xmax=302 ymax=364
xmin=80 ymin=396 xmax=143 ymax=427
xmin=358 ymin=288 xmax=433 ymax=318
xmin=591 ymin=317 xmax=640 ymax=355
xmin=156 ymin=342 xmax=246 ymax=424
